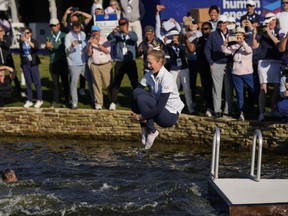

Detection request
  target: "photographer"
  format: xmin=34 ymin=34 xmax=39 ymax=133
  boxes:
xmin=62 ymin=6 xmax=92 ymax=33
xmin=221 ymin=27 xmax=254 ymax=121
xmin=277 ymin=32 xmax=288 ymax=120
xmin=252 ymin=13 xmax=285 ymax=121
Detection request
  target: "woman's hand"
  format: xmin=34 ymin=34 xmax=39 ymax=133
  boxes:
xmin=130 ymin=112 xmax=141 ymax=122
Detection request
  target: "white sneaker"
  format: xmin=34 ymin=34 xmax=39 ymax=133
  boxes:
xmin=238 ymin=114 xmax=245 ymax=121
xmin=205 ymin=110 xmax=212 ymax=117
xmin=109 ymin=102 xmax=116 ymax=110
xmin=95 ymin=104 xmax=102 ymax=110
xmin=34 ymin=100 xmax=43 ymax=108
xmin=23 ymin=100 xmax=33 ymax=108
xmin=21 ymin=92 xmax=27 ymax=97
xmin=145 ymin=130 xmax=159 ymax=150
xmin=79 ymin=88 xmax=86 ymax=96
xmin=258 ymin=113 xmax=265 ymax=122
xmin=141 ymin=127 xmax=147 ymax=145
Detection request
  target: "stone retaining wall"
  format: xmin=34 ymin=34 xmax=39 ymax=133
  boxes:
xmin=0 ymin=107 xmax=287 ymax=149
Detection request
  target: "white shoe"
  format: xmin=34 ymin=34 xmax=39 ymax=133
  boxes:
xmin=23 ymin=100 xmax=33 ymax=108
xmin=145 ymin=130 xmax=159 ymax=150
xmin=79 ymin=88 xmax=86 ymax=96
xmin=21 ymin=92 xmax=27 ymax=97
xmin=205 ymin=110 xmax=212 ymax=117
xmin=109 ymin=102 xmax=116 ymax=110
xmin=95 ymin=104 xmax=102 ymax=110
xmin=34 ymin=100 xmax=43 ymax=108
xmin=141 ymin=127 xmax=147 ymax=145
xmin=258 ymin=113 xmax=265 ymax=122
xmin=238 ymin=114 xmax=245 ymax=121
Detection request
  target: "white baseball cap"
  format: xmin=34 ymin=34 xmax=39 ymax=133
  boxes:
xmin=227 ymin=16 xmax=236 ymax=23
xmin=246 ymin=0 xmax=256 ymax=6
xmin=218 ymin=15 xmax=228 ymax=23
xmin=264 ymin=12 xmax=276 ymax=24
xmin=49 ymin=18 xmax=59 ymax=25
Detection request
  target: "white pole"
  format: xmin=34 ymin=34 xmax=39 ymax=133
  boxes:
xmin=49 ymin=0 xmax=57 ymax=19
xmin=8 ymin=0 xmax=19 ymax=23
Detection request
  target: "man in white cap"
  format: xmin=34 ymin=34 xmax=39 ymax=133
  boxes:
xmin=45 ymin=18 xmax=70 ymax=108
xmin=204 ymin=14 xmax=234 ymax=118
xmin=240 ymin=0 xmax=261 ymax=30
xmin=277 ymin=0 xmax=288 ymax=33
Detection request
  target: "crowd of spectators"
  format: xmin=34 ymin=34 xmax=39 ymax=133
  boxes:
xmin=1 ymin=0 xmax=288 ymax=123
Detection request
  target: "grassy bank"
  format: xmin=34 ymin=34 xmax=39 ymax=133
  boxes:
xmin=9 ymin=54 xmax=198 ymax=114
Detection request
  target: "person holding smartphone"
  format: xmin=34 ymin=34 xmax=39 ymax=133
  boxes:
xmin=20 ymin=27 xmax=43 ymax=109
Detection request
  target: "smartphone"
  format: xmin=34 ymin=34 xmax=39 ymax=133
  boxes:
xmin=256 ymin=25 xmax=266 ymax=32
xmin=71 ymin=7 xmax=79 ymax=12
xmin=228 ymin=36 xmax=237 ymax=42
xmin=78 ymin=40 xmax=82 ymax=44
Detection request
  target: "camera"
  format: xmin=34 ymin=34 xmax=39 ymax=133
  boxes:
xmin=256 ymin=25 xmax=266 ymax=34
xmin=71 ymin=7 xmax=79 ymax=12
xmin=78 ymin=40 xmax=82 ymax=44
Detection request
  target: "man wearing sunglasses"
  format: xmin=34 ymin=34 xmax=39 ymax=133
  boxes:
xmin=45 ymin=18 xmax=70 ymax=108
xmin=277 ymin=0 xmax=288 ymax=33
xmin=240 ymin=0 xmax=261 ymax=31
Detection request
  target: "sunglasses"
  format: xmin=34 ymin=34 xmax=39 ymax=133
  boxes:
xmin=49 ymin=24 xmax=57 ymax=27
xmin=201 ymin=27 xmax=210 ymax=31
xmin=282 ymin=2 xmax=288 ymax=4
xmin=25 ymin=31 xmax=31 ymax=34
xmin=218 ymin=21 xmax=226 ymax=25
xmin=246 ymin=4 xmax=254 ymax=7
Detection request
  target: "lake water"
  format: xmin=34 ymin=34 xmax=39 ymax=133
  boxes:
xmin=0 ymin=138 xmax=288 ymax=216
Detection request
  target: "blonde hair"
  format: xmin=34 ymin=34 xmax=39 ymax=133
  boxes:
xmin=148 ymin=50 xmax=166 ymax=65
xmin=110 ymin=0 xmax=121 ymax=11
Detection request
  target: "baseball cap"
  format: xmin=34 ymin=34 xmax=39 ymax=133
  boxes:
xmin=192 ymin=19 xmax=199 ymax=24
xmin=91 ymin=25 xmax=101 ymax=31
xmin=167 ymin=30 xmax=179 ymax=36
xmin=264 ymin=12 xmax=276 ymax=24
xmin=235 ymin=27 xmax=246 ymax=34
xmin=95 ymin=4 xmax=103 ymax=10
xmin=246 ymin=0 xmax=256 ymax=6
xmin=144 ymin=25 xmax=154 ymax=33
xmin=218 ymin=15 xmax=228 ymax=23
xmin=118 ymin=18 xmax=128 ymax=26
xmin=49 ymin=18 xmax=59 ymax=25
xmin=227 ymin=16 xmax=236 ymax=23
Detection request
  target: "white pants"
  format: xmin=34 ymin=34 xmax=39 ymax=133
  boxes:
xmin=170 ymin=68 xmax=194 ymax=112
xmin=128 ymin=20 xmax=142 ymax=46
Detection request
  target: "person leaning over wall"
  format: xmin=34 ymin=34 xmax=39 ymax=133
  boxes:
xmin=0 ymin=65 xmax=16 ymax=107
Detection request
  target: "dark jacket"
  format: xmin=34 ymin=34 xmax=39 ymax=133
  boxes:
xmin=0 ymin=35 xmax=14 ymax=67
xmin=166 ymin=42 xmax=188 ymax=70
xmin=204 ymin=29 xmax=229 ymax=65
xmin=19 ymin=38 xmax=41 ymax=66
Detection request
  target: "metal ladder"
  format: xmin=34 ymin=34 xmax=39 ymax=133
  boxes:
xmin=210 ymin=127 xmax=263 ymax=182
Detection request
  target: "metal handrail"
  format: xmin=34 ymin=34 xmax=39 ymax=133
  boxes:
xmin=250 ymin=129 xmax=263 ymax=182
xmin=211 ymin=127 xmax=220 ymax=179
